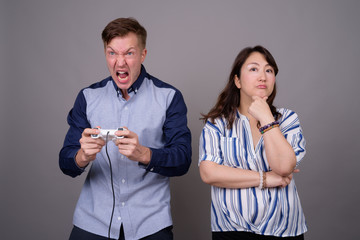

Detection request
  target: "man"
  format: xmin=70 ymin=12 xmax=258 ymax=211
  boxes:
xmin=59 ymin=17 xmax=192 ymax=240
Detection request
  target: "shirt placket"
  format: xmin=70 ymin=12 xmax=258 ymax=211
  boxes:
xmin=115 ymin=92 xmax=134 ymax=238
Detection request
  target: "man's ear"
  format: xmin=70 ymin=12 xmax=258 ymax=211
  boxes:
xmin=141 ymin=48 xmax=147 ymax=63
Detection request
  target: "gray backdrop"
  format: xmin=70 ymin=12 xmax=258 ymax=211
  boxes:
xmin=1 ymin=0 xmax=360 ymax=239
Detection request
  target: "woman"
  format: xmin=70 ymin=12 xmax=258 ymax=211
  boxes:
xmin=199 ymin=46 xmax=307 ymax=239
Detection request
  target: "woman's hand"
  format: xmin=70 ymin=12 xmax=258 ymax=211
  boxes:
xmin=265 ymin=169 xmax=300 ymax=188
xmin=248 ymin=96 xmax=274 ymax=125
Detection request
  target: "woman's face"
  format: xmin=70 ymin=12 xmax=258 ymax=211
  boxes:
xmin=234 ymin=52 xmax=276 ymax=101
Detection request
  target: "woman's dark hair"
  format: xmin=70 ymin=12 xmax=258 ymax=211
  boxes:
xmin=201 ymin=45 xmax=281 ymax=128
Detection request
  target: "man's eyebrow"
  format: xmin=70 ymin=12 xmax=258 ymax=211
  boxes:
xmin=105 ymin=46 xmax=115 ymax=51
xmin=106 ymin=46 xmax=136 ymax=53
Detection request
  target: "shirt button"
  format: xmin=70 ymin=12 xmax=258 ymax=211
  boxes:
xmin=118 ymin=217 xmax=121 ymax=221
xmin=122 ymin=202 xmax=125 ymax=207
xmin=150 ymin=168 xmax=154 ymax=172
xmin=122 ymin=179 xmax=125 ymax=184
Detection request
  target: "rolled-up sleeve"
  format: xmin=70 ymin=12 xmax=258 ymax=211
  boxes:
xmin=199 ymin=121 xmax=224 ymax=165
xmin=280 ymin=111 xmax=306 ymax=166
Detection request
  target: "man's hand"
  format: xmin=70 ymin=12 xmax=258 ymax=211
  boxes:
xmin=114 ymin=128 xmax=152 ymax=165
xmin=75 ymin=127 xmax=105 ymax=168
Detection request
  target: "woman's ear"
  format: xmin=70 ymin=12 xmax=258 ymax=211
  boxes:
xmin=234 ymin=75 xmax=241 ymax=89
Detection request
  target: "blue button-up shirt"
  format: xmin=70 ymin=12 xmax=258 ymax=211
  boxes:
xmin=59 ymin=65 xmax=192 ymax=239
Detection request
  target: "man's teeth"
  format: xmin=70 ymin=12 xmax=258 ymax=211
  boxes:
xmin=116 ymin=71 xmax=128 ymax=80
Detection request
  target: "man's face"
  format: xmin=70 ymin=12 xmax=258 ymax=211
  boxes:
xmin=105 ymin=32 xmax=147 ymax=99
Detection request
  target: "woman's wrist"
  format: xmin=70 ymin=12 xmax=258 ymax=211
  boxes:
xmin=259 ymin=120 xmax=279 ymax=134
xmin=259 ymin=116 xmax=276 ymax=127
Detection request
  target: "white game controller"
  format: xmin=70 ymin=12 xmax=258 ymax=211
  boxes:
xmin=91 ymin=127 xmax=124 ymax=141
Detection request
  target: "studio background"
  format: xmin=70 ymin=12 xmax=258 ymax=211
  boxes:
xmin=1 ymin=0 xmax=359 ymax=239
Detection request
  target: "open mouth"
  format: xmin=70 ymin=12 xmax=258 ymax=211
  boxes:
xmin=116 ymin=71 xmax=129 ymax=81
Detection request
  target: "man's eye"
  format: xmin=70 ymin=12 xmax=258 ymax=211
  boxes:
xmin=109 ymin=52 xmax=115 ymax=56
xmin=127 ymin=52 xmax=134 ymax=56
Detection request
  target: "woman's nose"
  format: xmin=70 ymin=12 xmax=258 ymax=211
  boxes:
xmin=259 ymin=69 xmax=267 ymax=82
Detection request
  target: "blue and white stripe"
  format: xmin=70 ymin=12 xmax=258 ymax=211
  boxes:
xmin=199 ymin=108 xmax=307 ymax=237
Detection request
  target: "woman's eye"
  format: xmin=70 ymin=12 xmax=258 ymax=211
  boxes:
xmin=250 ymin=68 xmax=257 ymax=72
xmin=266 ymin=69 xmax=274 ymax=73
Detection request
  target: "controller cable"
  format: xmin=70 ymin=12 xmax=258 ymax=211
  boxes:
xmin=105 ymin=132 xmax=116 ymax=239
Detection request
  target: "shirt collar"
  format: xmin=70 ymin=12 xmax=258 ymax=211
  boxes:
xmin=236 ymin=109 xmax=250 ymax=121
xmin=112 ymin=64 xmax=147 ymax=96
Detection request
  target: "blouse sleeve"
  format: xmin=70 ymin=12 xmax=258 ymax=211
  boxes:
xmin=199 ymin=120 xmax=224 ymax=165
xmin=279 ymin=109 xmax=306 ymax=166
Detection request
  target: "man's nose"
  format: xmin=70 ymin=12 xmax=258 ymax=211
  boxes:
xmin=116 ymin=54 xmax=126 ymax=66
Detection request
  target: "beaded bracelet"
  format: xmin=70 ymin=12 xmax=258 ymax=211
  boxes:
xmin=259 ymin=121 xmax=279 ymax=134
xmin=258 ymin=171 xmax=267 ymax=189
xmin=263 ymin=171 xmax=267 ymax=189
xmin=258 ymin=171 xmax=264 ymax=189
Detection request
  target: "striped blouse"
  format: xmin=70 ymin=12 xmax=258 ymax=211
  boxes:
xmin=199 ymin=108 xmax=307 ymax=237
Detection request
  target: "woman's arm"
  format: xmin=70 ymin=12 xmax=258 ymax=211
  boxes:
xmin=262 ymin=127 xmax=296 ymax=176
xmin=199 ymin=160 xmax=259 ymax=188
xmin=249 ymin=96 xmax=297 ymax=176
xmin=199 ymin=160 xmax=295 ymax=189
